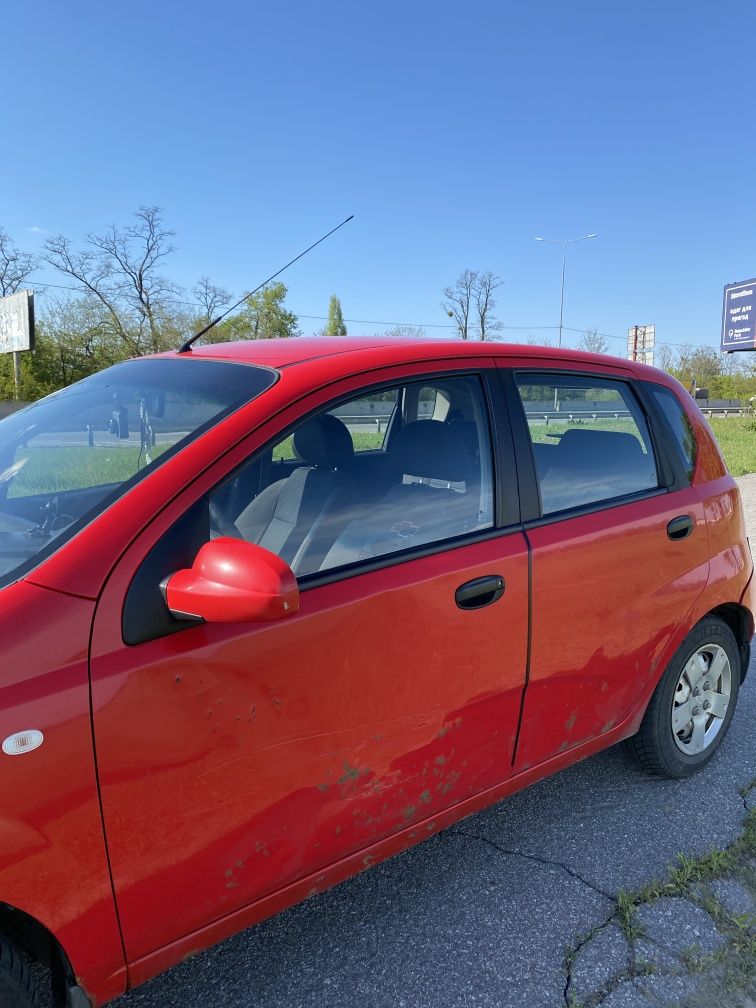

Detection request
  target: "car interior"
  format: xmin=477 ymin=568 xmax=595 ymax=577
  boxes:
xmin=211 ymin=376 xmax=495 ymax=576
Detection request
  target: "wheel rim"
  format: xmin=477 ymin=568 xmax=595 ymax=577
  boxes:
xmin=671 ymin=643 xmax=732 ymax=756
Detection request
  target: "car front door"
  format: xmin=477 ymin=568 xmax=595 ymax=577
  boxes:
xmin=499 ymin=361 xmax=713 ymax=772
xmin=90 ymin=363 xmax=530 ymax=960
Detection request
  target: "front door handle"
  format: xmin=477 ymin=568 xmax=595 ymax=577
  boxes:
xmin=455 ymin=575 xmax=505 ymax=610
xmin=667 ymin=514 xmax=694 ymax=541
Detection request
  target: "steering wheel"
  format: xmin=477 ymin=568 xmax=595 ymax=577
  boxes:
xmin=209 ymin=500 xmax=243 ymax=540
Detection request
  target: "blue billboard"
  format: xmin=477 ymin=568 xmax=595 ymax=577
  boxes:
xmin=721 ymin=278 xmax=756 ymax=352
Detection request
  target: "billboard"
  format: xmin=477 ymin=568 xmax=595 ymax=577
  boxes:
xmin=0 ymin=290 xmax=35 ymax=353
xmin=627 ymin=324 xmax=655 ymax=365
xmin=721 ymin=279 xmax=756 ymax=352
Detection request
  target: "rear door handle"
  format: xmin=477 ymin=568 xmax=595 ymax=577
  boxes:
xmin=455 ymin=575 xmax=505 ymax=610
xmin=667 ymin=514 xmax=694 ymax=541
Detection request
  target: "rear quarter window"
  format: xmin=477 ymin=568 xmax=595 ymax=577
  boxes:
xmin=648 ymin=385 xmax=697 ymax=482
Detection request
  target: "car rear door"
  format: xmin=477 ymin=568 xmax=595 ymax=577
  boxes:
xmin=497 ymin=358 xmax=712 ymax=773
xmin=89 ymin=360 xmax=530 ymax=960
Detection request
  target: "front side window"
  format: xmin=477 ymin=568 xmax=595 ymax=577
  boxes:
xmin=0 ymin=358 xmax=276 ymax=587
xmin=210 ymin=373 xmax=495 ymax=577
xmin=516 ymin=373 xmax=659 ymax=515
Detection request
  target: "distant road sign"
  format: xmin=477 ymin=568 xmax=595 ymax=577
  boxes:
xmin=721 ymin=279 xmax=756 ymax=352
xmin=0 ymin=290 xmax=35 ymax=353
xmin=627 ymin=324 xmax=655 ymax=365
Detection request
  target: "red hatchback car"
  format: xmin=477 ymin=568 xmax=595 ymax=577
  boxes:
xmin=0 ymin=338 xmax=752 ymax=1007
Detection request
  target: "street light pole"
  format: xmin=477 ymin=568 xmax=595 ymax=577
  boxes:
xmin=534 ymin=233 xmax=597 ymax=348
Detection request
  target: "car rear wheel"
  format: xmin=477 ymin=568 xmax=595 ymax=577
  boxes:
xmin=626 ymin=616 xmax=741 ymax=778
xmin=0 ymin=936 xmax=39 ymax=1008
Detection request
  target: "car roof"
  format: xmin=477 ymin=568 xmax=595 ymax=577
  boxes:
xmin=167 ymin=335 xmax=660 ymax=379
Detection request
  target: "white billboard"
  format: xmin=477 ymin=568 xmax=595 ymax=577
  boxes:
xmin=627 ymin=324 xmax=655 ymax=366
xmin=0 ymin=290 xmax=35 ymax=353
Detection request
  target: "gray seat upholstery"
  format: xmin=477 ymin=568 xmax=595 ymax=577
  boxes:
xmin=236 ymin=414 xmax=357 ymax=574
xmin=322 ymin=420 xmax=480 ymax=569
xmin=539 ymin=427 xmax=657 ymax=513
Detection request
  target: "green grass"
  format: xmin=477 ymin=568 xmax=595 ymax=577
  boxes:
xmin=708 ymin=417 xmax=756 ymax=476
xmin=8 ymin=444 xmax=169 ymax=496
xmin=8 ymin=415 xmax=752 ymax=499
xmin=272 ymin=429 xmax=385 ymax=461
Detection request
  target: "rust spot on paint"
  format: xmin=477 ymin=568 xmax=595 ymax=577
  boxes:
xmin=557 ymin=741 xmax=569 ymax=753
xmin=338 ymin=761 xmax=360 ymax=784
xmin=307 ymin=887 xmax=318 ymax=898
xmin=272 ymin=697 xmax=281 ymax=707
xmin=435 ymin=755 xmax=447 ymax=766
xmin=437 ymin=725 xmax=450 ymax=738
xmin=565 ymin=712 xmax=577 ymax=731
xmin=174 ymin=675 xmax=181 ymax=683
xmin=600 ymin=681 xmax=609 ymax=693
xmin=317 ymin=783 xmax=329 ymax=793
xmin=439 ymin=771 xmax=461 ymax=795
xmin=601 ymin=720 xmax=616 ymax=733
xmin=362 ymin=854 xmax=376 ymax=867
xmin=419 ymin=789 xmax=431 ymax=805
xmin=403 ymin=805 xmax=418 ymax=821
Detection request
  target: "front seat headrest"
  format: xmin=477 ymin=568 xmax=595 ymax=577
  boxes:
xmin=293 ymin=414 xmax=354 ymax=469
xmin=392 ymin=420 xmax=472 ymax=482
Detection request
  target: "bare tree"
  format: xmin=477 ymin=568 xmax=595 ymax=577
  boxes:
xmin=0 ymin=228 xmax=36 ymax=296
xmin=443 ymin=270 xmax=503 ymax=340
xmin=442 ymin=269 xmax=476 ymax=340
xmin=578 ymin=328 xmax=610 ymax=355
xmin=43 ymin=207 xmax=180 ymax=354
xmin=192 ymin=276 xmax=231 ymax=326
xmin=524 ymin=333 xmax=555 ymax=347
xmin=474 ymin=270 xmax=504 ymax=341
xmin=655 ymin=344 xmax=676 ymax=373
xmin=384 ymin=324 xmax=426 ymax=338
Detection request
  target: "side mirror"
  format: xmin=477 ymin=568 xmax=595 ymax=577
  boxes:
xmin=162 ymin=538 xmax=299 ymax=624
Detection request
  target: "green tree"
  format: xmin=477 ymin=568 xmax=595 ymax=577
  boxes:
xmin=214 ymin=282 xmax=300 ymax=341
xmin=324 ymin=295 xmax=347 ymax=337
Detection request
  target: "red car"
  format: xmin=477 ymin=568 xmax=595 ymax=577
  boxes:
xmin=0 ymin=338 xmax=752 ymax=1007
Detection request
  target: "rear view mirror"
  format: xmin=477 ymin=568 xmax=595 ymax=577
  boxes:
xmin=162 ymin=538 xmax=299 ymax=623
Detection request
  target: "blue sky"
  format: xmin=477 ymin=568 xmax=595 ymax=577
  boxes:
xmin=2 ymin=1 xmax=754 ymax=355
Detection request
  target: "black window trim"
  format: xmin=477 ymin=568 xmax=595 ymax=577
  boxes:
xmin=499 ymin=365 xmax=681 ymax=526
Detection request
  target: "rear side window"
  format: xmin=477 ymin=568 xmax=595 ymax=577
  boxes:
xmin=515 ymin=373 xmax=659 ymax=515
xmin=648 ymin=385 xmax=697 ymax=482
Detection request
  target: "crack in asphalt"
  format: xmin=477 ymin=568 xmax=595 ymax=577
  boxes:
xmin=446 ymin=828 xmax=616 ymax=901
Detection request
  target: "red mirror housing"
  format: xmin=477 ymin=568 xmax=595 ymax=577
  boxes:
xmin=163 ymin=538 xmax=299 ymax=624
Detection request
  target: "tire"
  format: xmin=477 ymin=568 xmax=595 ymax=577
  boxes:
xmin=0 ymin=936 xmax=39 ymax=1008
xmin=626 ymin=616 xmax=741 ymax=778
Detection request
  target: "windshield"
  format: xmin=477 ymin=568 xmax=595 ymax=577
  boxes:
xmin=0 ymin=357 xmax=276 ymax=588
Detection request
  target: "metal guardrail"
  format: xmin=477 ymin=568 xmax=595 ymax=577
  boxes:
xmin=699 ymin=407 xmax=750 ymax=417
xmin=526 ymin=410 xmax=632 ymax=424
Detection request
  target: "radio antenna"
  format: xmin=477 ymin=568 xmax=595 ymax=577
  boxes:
xmin=178 ymin=214 xmax=354 ymax=353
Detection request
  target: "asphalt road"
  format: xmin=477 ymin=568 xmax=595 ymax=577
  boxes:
xmin=96 ymin=479 xmax=756 ymax=1008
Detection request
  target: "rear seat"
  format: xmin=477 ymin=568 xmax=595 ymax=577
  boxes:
xmin=538 ymin=427 xmax=657 ymax=513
